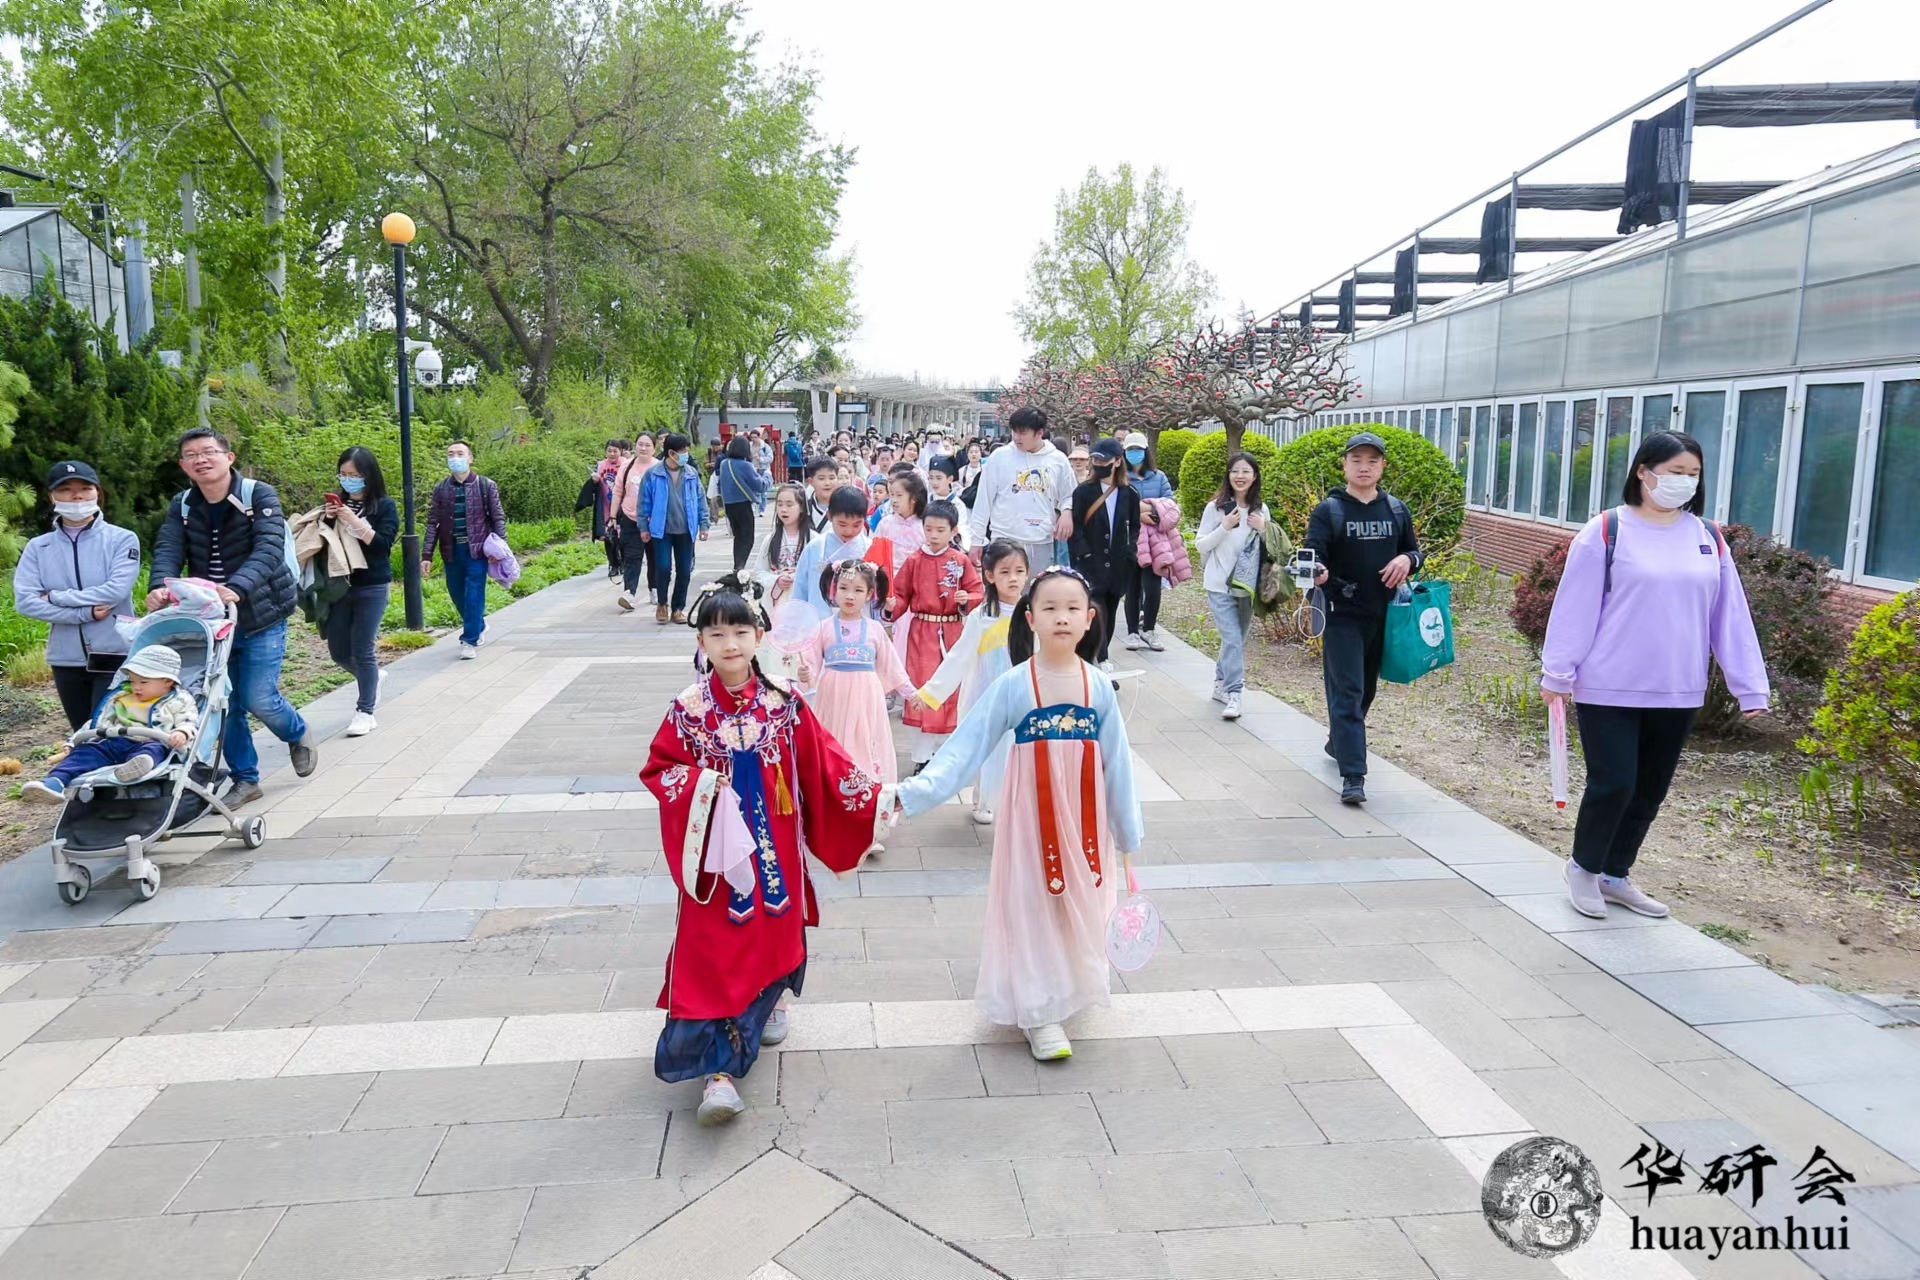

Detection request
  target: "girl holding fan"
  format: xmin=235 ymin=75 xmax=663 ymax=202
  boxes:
xmin=640 ymin=572 xmax=885 ymax=1125
xmin=892 ymin=566 xmax=1144 ymax=1062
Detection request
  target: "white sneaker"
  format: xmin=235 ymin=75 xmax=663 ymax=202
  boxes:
xmin=762 ymin=1006 xmax=789 ymax=1045
xmin=1025 ymin=1023 xmax=1072 ymax=1061
xmin=618 ymin=593 xmax=634 ymax=612
xmin=1098 ymin=659 xmax=1117 ymax=673
xmin=1600 ymin=875 xmax=1670 ymax=918
xmin=697 ymin=1073 xmax=745 ymax=1125
xmin=1221 ymin=692 xmax=1242 ymax=720
xmin=1211 ymin=682 xmax=1228 ymax=704
xmin=113 ymin=756 xmax=159 ymax=783
xmin=345 ymin=711 xmax=377 ymax=738
xmin=459 ymin=643 xmax=478 ymax=661
xmin=22 ymin=779 xmax=66 ymax=805
xmin=970 ymin=806 xmax=994 ymax=826
xmin=1122 ymin=632 xmax=1146 ymax=650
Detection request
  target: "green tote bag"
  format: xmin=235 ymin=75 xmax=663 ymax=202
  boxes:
xmin=1381 ymin=579 xmax=1455 ymax=684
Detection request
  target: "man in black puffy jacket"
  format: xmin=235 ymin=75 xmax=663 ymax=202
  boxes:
xmin=148 ymin=427 xmax=318 ymax=806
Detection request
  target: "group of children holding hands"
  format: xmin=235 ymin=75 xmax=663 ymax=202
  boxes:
xmin=642 ymin=465 xmax=1146 ymax=1123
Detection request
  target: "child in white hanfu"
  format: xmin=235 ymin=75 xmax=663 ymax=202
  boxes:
xmin=914 ymin=539 xmax=1029 ymax=824
xmin=891 ymin=566 xmax=1144 ymax=1062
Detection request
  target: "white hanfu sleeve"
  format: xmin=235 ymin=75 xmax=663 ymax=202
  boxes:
xmin=897 ymin=664 xmax=1026 ymax=818
xmin=1091 ymin=666 xmax=1146 ymax=854
xmin=916 ymin=610 xmax=985 ymax=710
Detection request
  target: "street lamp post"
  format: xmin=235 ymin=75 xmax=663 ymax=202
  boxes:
xmin=381 ymin=212 xmax=424 ymax=630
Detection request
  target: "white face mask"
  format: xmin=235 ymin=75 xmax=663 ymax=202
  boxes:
xmin=1645 ymin=472 xmax=1699 ymax=510
xmin=53 ymin=499 xmax=100 ymax=521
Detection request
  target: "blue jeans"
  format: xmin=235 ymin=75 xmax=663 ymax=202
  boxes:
xmin=224 ymin=621 xmax=307 ymax=784
xmin=443 ymin=548 xmax=490 ymax=645
xmin=652 ymin=532 xmax=696 ymax=611
xmin=1207 ymin=589 xmax=1254 ymax=695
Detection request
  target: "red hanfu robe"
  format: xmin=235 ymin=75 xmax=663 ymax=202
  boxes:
xmin=641 ymin=671 xmax=883 ymax=1020
xmin=888 ymin=546 xmax=982 ymax=735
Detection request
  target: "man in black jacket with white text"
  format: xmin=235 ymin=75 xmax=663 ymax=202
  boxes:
xmin=1302 ymin=433 xmax=1424 ymax=806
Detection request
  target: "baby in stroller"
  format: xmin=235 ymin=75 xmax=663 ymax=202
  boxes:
xmin=24 ymin=645 xmax=199 ymax=804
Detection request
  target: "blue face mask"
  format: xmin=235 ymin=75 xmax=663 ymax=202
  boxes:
xmin=1125 ymin=449 xmax=1145 ymax=466
xmin=337 ymin=474 xmax=366 ymax=495
xmin=448 ymin=456 xmax=470 ymax=475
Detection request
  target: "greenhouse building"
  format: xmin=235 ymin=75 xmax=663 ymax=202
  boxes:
xmin=0 ymin=204 xmax=131 ymax=350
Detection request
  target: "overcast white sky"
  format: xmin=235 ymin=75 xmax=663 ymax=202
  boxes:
xmin=742 ymin=0 xmax=1920 ymax=387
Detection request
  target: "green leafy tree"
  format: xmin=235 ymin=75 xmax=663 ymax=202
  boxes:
xmin=0 ymin=290 xmax=198 ymax=537
xmin=1015 ymin=163 xmax=1215 ymax=368
xmin=1264 ymin=423 xmax=1465 ymax=550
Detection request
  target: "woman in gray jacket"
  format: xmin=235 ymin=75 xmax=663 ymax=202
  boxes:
xmin=12 ymin=461 xmax=142 ymax=729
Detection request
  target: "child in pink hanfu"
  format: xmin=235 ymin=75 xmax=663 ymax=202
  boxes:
xmin=890 ymin=566 xmax=1145 ymax=1063
xmin=873 ymin=470 xmax=927 ymax=575
xmin=798 ymin=559 xmax=914 ymax=789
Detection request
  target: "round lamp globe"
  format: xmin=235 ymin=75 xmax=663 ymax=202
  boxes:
xmin=381 ymin=213 xmax=416 ymax=245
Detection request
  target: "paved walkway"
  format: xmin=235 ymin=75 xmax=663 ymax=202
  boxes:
xmin=0 ymin=529 xmax=1915 ymax=1280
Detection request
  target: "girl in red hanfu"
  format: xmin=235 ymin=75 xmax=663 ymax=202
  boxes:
xmin=641 ymin=571 xmax=886 ymax=1125
xmin=891 ymin=567 xmax=1146 ymax=1064
xmin=887 ymin=500 xmax=981 ymax=773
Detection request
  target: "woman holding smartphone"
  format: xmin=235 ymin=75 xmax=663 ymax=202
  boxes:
xmin=12 ymin=460 xmax=142 ymax=729
xmin=324 ymin=447 xmax=400 ymax=737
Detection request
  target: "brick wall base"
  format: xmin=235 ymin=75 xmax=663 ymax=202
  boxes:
xmin=1457 ymin=510 xmax=1897 ymax=627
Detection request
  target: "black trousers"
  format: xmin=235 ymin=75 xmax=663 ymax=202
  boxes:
xmin=725 ymin=501 xmax=756 ymax=571
xmin=325 ymin=583 xmax=390 ymax=714
xmin=1090 ymin=590 xmax=1123 ymax=662
xmin=1124 ymin=572 xmax=1162 ymax=635
xmin=617 ymin=513 xmax=649 ymax=596
xmin=51 ymin=664 xmax=116 ymax=731
xmin=1571 ymin=704 xmax=1697 ymax=878
xmin=1321 ymin=610 xmax=1384 ymax=779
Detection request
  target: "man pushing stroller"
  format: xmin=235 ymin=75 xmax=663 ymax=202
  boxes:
xmin=24 ymin=645 xmax=198 ymax=803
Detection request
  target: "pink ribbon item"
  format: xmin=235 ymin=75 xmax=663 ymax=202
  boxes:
xmin=704 ymin=786 xmax=759 ymax=900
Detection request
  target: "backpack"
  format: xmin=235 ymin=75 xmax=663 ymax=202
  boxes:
xmin=178 ymin=476 xmax=300 ymax=588
xmin=1601 ymin=506 xmax=1724 ymax=599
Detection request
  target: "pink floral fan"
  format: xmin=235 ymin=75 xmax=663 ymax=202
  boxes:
xmin=1105 ymin=855 xmax=1161 ymax=972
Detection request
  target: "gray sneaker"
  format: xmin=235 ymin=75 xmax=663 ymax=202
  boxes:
xmin=223 ymin=779 xmax=265 ymax=808
xmin=761 ymin=1006 xmax=789 ymax=1045
xmin=288 ymin=732 xmax=319 ymax=778
xmin=1565 ymin=861 xmax=1607 ymax=919
xmin=696 ymin=1073 xmax=745 ymax=1125
xmin=1600 ymin=875 xmax=1669 ymax=918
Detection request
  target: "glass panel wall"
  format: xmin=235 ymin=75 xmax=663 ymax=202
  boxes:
xmin=1446 ymin=305 xmax=1499 ymax=400
xmin=1567 ymin=399 xmax=1598 ymax=524
xmin=1541 ymin=401 xmax=1567 ymax=520
xmin=1404 ymin=319 xmax=1447 ymax=402
xmin=1791 ymin=382 xmax=1865 ymax=566
xmin=1493 ymin=404 xmax=1515 ymax=509
xmin=1659 ymin=212 xmax=1806 ymax=378
xmin=1640 ymin=393 xmax=1674 ymax=441
xmin=1565 ymin=257 xmax=1663 ymax=388
xmin=1496 ymin=283 xmax=1570 ymax=395
xmin=1684 ymin=391 xmax=1728 ymax=516
xmin=1601 ymin=396 xmax=1635 ymax=511
xmin=1438 ymin=407 xmax=1454 ymax=462
xmin=1471 ymin=405 xmax=1492 ymax=503
xmin=1451 ymin=407 xmax=1470 ymax=478
xmin=1516 ymin=402 xmax=1539 ymax=516
xmin=1866 ymin=379 xmax=1920 ymax=582
xmin=1731 ymin=386 xmax=1788 ymax=532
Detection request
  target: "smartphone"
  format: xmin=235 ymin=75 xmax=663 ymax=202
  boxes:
xmin=324 ymin=492 xmax=343 ymax=508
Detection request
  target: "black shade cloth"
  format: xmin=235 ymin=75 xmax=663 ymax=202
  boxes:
xmin=1477 ymin=197 xmax=1514 ymax=284
xmin=1423 ymin=236 xmax=1621 ymax=255
xmin=1336 ymin=278 xmax=1356 ymax=333
xmin=1390 ymin=248 xmax=1417 ymax=316
xmin=1298 ymin=299 xmax=1313 ymax=329
xmin=1693 ymin=82 xmax=1920 ymax=127
xmin=1619 ymin=100 xmax=1686 ymax=234
xmin=1521 ymin=182 xmax=1778 ymax=211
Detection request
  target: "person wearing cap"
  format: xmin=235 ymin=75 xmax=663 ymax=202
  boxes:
xmin=1303 ymin=432 xmax=1424 ymax=805
xmin=1121 ymin=432 xmax=1176 ymax=652
xmin=12 ymin=461 xmax=143 ymax=730
xmin=22 ymin=644 xmax=199 ymax=804
xmin=1067 ymin=437 xmax=1140 ymax=670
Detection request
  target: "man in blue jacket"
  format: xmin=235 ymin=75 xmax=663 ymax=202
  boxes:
xmin=148 ymin=428 xmax=317 ymax=806
xmin=637 ymin=432 xmax=710 ymax=623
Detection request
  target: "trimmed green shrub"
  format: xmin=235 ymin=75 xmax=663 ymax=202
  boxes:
xmin=1155 ymin=429 xmax=1201 ymax=492
xmin=1176 ymin=433 xmax=1283 ymax=524
xmin=1268 ymin=424 xmax=1465 ymax=551
xmin=1800 ymin=588 xmax=1920 ymax=811
xmin=239 ymin=410 xmax=452 ymax=514
xmin=483 ymin=441 xmax=592 ymax=521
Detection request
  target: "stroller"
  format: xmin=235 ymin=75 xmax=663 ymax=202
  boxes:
xmin=49 ymin=604 xmax=267 ymax=905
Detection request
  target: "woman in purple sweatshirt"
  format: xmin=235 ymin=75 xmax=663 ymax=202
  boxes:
xmin=1540 ymin=431 xmax=1768 ymax=921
